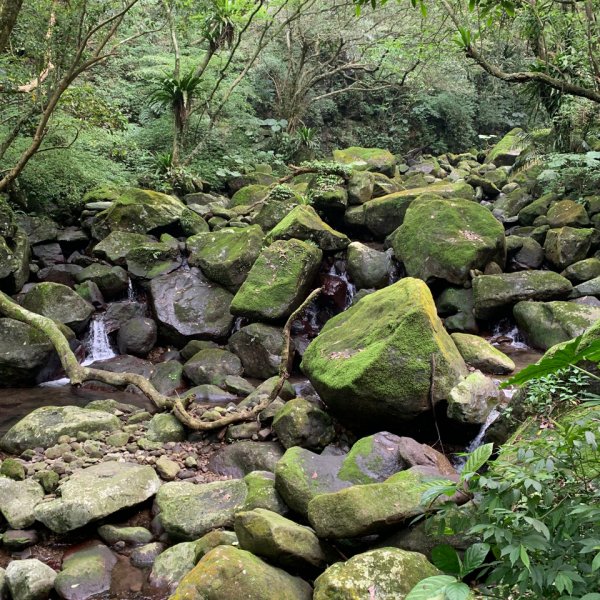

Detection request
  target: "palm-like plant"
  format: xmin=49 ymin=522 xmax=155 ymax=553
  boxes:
xmin=149 ymin=70 xmax=202 ymax=134
xmin=201 ymin=0 xmax=238 ymax=52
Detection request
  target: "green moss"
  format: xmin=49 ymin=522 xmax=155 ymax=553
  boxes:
xmin=485 ymin=127 xmax=525 ymax=165
xmin=230 ymin=239 xmax=322 ymax=321
xmin=333 ymin=147 xmax=396 ymax=176
xmin=337 ymin=436 xmax=380 ymax=484
xmin=230 ymin=184 xmax=269 ymax=207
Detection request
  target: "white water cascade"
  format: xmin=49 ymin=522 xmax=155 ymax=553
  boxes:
xmin=82 ymin=313 xmax=116 ymax=365
xmin=454 ymin=408 xmax=500 ymax=471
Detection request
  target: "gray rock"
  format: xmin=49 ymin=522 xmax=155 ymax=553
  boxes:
xmin=146 ymin=413 xmax=185 ymax=443
xmin=75 ymin=264 xmax=129 ymax=300
xmin=183 ymin=349 xmax=243 ymax=387
xmin=6 ymin=559 xmax=57 ymax=600
xmin=117 ymin=317 xmax=157 ymax=356
xmin=1 ymin=406 xmax=120 ymax=453
xmin=156 ymin=479 xmax=247 ymax=540
xmin=272 ymin=398 xmax=334 ymax=450
xmin=209 ymin=441 xmax=285 ymax=478
xmin=0 ymin=479 xmax=44 ymax=529
xmin=149 ymin=541 xmax=198 ymax=591
xmin=54 ymin=542 xmax=117 ymax=600
xmin=97 ymin=524 xmax=153 ymax=546
xmin=229 ymin=323 xmax=285 ymax=379
xmin=35 ymin=462 xmax=161 ymax=533
xmin=346 ymin=242 xmax=391 ymax=289
xmin=130 ymin=542 xmax=166 ymax=568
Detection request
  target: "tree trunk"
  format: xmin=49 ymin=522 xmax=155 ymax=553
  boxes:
xmin=0 ymin=0 xmax=23 ymax=52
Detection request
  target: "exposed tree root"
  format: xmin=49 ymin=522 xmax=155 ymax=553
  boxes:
xmin=0 ymin=287 xmax=321 ymax=431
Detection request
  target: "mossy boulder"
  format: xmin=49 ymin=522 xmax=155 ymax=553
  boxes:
xmin=228 ymin=323 xmax=284 ymax=379
xmin=209 ymin=441 xmax=285 ymax=478
xmin=1 ymin=406 xmax=119 ymax=453
xmin=231 ymin=239 xmax=322 ymax=321
xmin=346 ymin=242 xmax=392 ymax=289
xmin=230 ymin=184 xmax=269 ymax=207
xmin=0 ymin=196 xmax=16 ymax=239
xmin=272 ymin=398 xmax=334 ymax=450
xmin=506 ymin=235 xmax=544 ymax=270
xmin=472 ymin=271 xmax=573 ymax=319
xmin=54 ymin=541 xmax=117 ymax=600
xmin=234 ymin=508 xmax=326 ymax=570
xmin=146 ymin=413 xmax=185 ymax=443
xmin=91 ymin=188 xmax=186 ymax=238
xmin=333 ymin=147 xmax=396 ymax=177
xmin=92 ymin=231 xmax=154 ymax=264
xmin=149 ymin=541 xmax=199 ymax=591
xmin=183 ymin=348 xmax=243 ymax=386
xmin=267 ymin=205 xmax=349 ymax=251
xmin=243 ymin=471 xmax=288 ymax=514
xmin=180 ymin=207 xmax=210 ymax=237
xmin=436 ymin=287 xmax=478 ymax=334
xmin=169 ymin=545 xmax=312 ymax=600
xmin=0 ymin=318 xmax=62 ymax=387
xmin=150 ymin=270 xmax=234 ymax=345
xmin=447 ymin=370 xmax=499 ymax=424
xmin=544 ymin=227 xmax=594 ymax=270
xmin=274 ymin=447 xmax=350 ymax=517
xmin=513 ymin=300 xmax=600 ymax=350
xmin=313 ymin=548 xmax=441 ymax=600
xmin=20 ymin=281 xmax=94 ymax=333
xmin=75 ymin=263 xmax=129 ymax=299
xmin=34 ymin=462 xmax=161 ymax=533
xmin=450 ymin=332 xmax=515 ymax=374
xmin=307 ymin=467 xmax=451 ymax=538
xmin=301 ymin=278 xmax=467 ymax=430
xmin=117 ymin=317 xmax=157 ymax=356
xmin=156 ymin=479 xmax=248 ymax=540
xmin=125 ymin=238 xmax=182 ymax=280
xmin=485 ymin=127 xmax=525 ymax=166
xmin=347 ymin=171 xmax=375 ymax=204
xmin=393 ymin=196 xmax=505 ymax=285
xmin=562 ymin=258 xmax=600 ymax=283
xmin=187 ymin=225 xmax=264 ymax=292
xmin=0 ymin=227 xmax=30 ymax=294
xmin=5 ymin=559 xmax=57 ymax=600
xmin=517 ymin=193 xmax=556 ymax=226
xmin=546 ymin=199 xmax=589 ymax=228
xmin=0 ymin=478 xmax=44 ymax=529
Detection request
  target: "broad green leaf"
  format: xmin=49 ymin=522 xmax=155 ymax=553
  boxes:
xmin=405 ymin=575 xmax=456 ymax=600
xmin=520 ymin=545 xmax=531 ymax=571
xmin=580 ymin=594 xmax=600 ymax=600
xmin=431 ymin=544 xmax=461 ymax=576
xmin=592 ymin=552 xmax=600 ymax=572
xmin=462 ymin=443 xmax=493 ymax=477
xmin=462 ymin=543 xmax=490 ymax=575
xmin=444 ymin=581 xmax=472 ymax=600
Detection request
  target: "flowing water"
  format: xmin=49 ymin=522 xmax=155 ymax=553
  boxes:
xmin=454 ymin=408 xmax=500 ymax=471
xmin=83 ymin=313 xmax=117 ymax=365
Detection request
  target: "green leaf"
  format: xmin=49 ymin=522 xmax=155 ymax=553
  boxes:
xmin=501 ymin=337 xmax=600 ymax=388
xmin=462 ymin=543 xmax=490 ymax=575
xmin=431 ymin=545 xmax=461 ymax=576
xmin=444 ymin=581 xmax=471 ymax=600
xmin=580 ymin=594 xmax=600 ymax=600
xmin=592 ymin=552 xmax=600 ymax=572
xmin=520 ymin=545 xmax=531 ymax=571
xmin=406 ymin=576 xmax=456 ymax=600
xmin=462 ymin=443 xmax=493 ymax=478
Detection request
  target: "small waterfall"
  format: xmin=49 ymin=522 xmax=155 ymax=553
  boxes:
xmin=454 ymin=408 xmax=500 ymax=471
xmin=127 ymin=278 xmax=136 ymax=302
xmin=82 ymin=314 xmax=116 ymax=365
xmin=490 ymin=319 xmax=528 ymax=350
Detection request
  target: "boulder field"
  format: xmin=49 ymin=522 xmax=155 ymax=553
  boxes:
xmin=0 ymin=136 xmax=599 ymax=598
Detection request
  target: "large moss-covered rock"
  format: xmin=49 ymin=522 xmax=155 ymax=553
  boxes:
xmin=393 ymin=196 xmax=505 ymax=285
xmin=92 ymin=188 xmax=186 ymax=238
xmin=169 ymin=545 xmax=312 ymax=600
xmin=447 ymin=371 xmax=498 ymax=424
xmin=0 ymin=318 xmax=61 ymax=387
xmin=183 ymin=348 xmax=243 ymax=386
xmin=126 ymin=238 xmax=182 ymax=280
xmin=472 ymin=271 xmax=573 ymax=319
xmin=313 ymin=548 xmax=440 ymax=600
xmin=231 ymin=239 xmax=322 ymax=321
xmin=34 ymin=462 xmax=161 ymax=533
xmin=20 ymin=282 xmax=94 ymax=333
xmin=513 ymin=300 xmax=600 ymax=350
xmin=187 ymin=225 xmax=264 ymax=292
xmin=228 ymin=323 xmax=284 ymax=379
xmin=234 ymin=508 xmax=326 ymax=570
xmin=544 ymin=226 xmax=594 ymax=270
xmin=0 ymin=479 xmax=44 ymax=529
xmin=150 ymin=270 xmax=234 ymax=345
xmin=5 ymin=559 xmax=57 ymax=600
xmin=230 ymin=184 xmax=269 ymax=207
xmin=92 ymin=231 xmax=154 ymax=264
xmin=149 ymin=541 xmax=198 ymax=591
xmin=301 ymin=278 xmax=467 ymax=430
xmin=485 ymin=127 xmax=525 ymax=166
xmin=451 ymin=332 xmax=515 ymax=374
xmin=75 ymin=263 xmax=129 ymax=299
xmin=547 ymin=199 xmax=589 ymax=228
xmin=209 ymin=441 xmax=285 ymax=478
xmin=308 ymin=468 xmax=450 ymax=538
xmin=0 ymin=227 xmax=30 ymax=294
xmin=346 ymin=242 xmax=392 ymax=289
xmin=267 ymin=205 xmax=349 ymax=251
xmin=54 ymin=541 xmax=117 ymax=600
xmin=562 ymin=258 xmax=600 ymax=283
xmin=156 ymin=479 xmax=247 ymax=540
xmin=243 ymin=470 xmax=288 ymax=514
xmin=272 ymin=398 xmax=334 ymax=450
xmin=274 ymin=447 xmax=350 ymax=517
xmin=1 ymin=406 xmax=120 ymax=453
xmin=333 ymin=147 xmax=396 ymax=176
